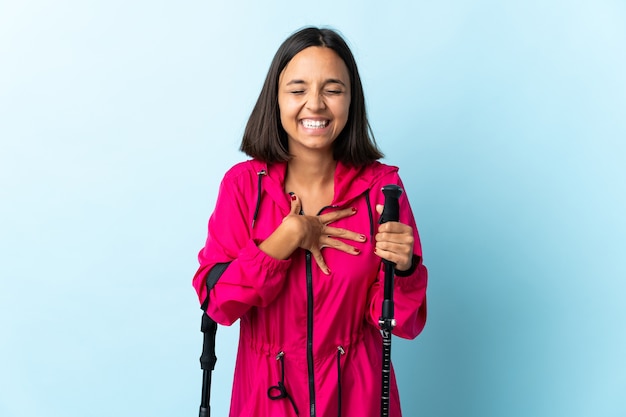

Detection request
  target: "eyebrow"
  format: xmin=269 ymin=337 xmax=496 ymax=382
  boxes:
xmin=285 ymin=78 xmax=347 ymax=86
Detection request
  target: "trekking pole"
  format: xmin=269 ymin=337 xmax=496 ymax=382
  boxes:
xmin=199 ymin=312 xmax=218 ymax=417
xmin=378 ymin=184 xmax=403 ymax=417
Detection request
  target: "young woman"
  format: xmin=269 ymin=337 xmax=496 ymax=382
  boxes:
xmin=193 ymin=26 xmax=428 ymax=417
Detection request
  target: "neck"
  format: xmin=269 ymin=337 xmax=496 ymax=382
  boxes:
xmin=286 ymin=153 xmax=337 ymax=188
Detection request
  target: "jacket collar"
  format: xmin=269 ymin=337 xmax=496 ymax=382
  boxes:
xmin=248 ymin=159 xmax=398 ymax=209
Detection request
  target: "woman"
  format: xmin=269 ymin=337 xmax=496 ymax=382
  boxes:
xmin=193 ymin=26 xmax=428 ymax=417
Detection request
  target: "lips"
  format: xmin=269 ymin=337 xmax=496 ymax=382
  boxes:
xmin=301 ymin=119 xmax=329 ymax=129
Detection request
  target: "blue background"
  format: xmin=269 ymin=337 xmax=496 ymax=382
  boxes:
xmin=1 ymin=1 xmax=625 ymax=416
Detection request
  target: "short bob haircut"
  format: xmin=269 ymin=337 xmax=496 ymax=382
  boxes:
xmin=240 ymin=27 xmax=383 ymax=166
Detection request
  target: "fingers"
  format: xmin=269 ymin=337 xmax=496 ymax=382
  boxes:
xmin=289 ymin=192 xmax=301 ymax=215
xmin=319 ymin=232 xmax=363 ymax=255
xmin=312 ymin=228 xmax=363 ymax=275
xmin=375 ymin=220 xmax=414 ymax=271
xmin=375 ymin=228 xmax=413 ymax=254
xmin=323 ymin=225 xmax=366 ymax=244
xmin=285 ymin=199 xmax=365 ymax=274
xmin=310 ymin=248 xmax=331 ymax=275
xmin=318 ymin=206 xmax=358 ymax=225
xmin=375 ymin=237 xmax=413 ymax=271
xmin=281 ymin=193 xmax=302 ymax=224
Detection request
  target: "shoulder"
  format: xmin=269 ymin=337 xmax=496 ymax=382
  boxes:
xmin=215 ymin=160 xmax=268 ymax=199
xmin=362 ymin=161 xmax=400 ymax=182
xmin=221 ymin=159 xmax=267 ymax=184
xmin=223 ymin=159 xmax=263 ymax=179
xmin=368 ymin=160 xmax=399 ymax=174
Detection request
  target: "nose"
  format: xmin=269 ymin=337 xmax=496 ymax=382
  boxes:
xmin=305 ymin=91 xmax=326 ymax=111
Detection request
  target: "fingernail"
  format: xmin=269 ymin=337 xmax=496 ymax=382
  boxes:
xmin=354 ymin=248 xmax=360 ymax=254
xmin=326 ymin=268 xmax=331 ymax=275
xmin=359 ymin=234 xmax=366 ymax=241
xmin=351 ymin=207 xmax=357 ymax=213
xmin=290 ymin=193 xmax=297 ymax=201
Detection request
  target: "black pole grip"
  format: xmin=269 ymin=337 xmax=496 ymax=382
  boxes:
xmin=379 ymin=185 xmax=402 ymax=225
xmin=200 ymin=313 xmax=218 ymax=371
xmin=199 ymin=313 xmax=217 ymax=417
xmin=379 ymin=184 xmax=403 ymax=321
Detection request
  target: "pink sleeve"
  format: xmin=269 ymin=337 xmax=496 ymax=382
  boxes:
xmin=366 ymin=175 xmax=428 ymax=339
xmin=192 ymin=172 xmax=291 ymax=326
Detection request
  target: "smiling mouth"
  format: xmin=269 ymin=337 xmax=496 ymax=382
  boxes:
xmin=301 ymin=119 xmax=329 ymax=129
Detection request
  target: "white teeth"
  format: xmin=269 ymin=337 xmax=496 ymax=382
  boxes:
xmin=302 ymin=119 xmax=328 ymax=129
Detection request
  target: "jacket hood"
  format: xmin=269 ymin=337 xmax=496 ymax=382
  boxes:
xmin=333 ymin=160 xmax=399 ymax=206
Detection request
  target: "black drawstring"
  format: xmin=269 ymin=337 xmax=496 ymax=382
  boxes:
xmin=364 ymin=190 xmax=374 ymax=240
xmin=337 ymin=346 xmax=345 ymax=417
xmin=252 ymin=169 xmax=266 ymax=229
xmin=268 ymin=351 xmax=299 ymax=415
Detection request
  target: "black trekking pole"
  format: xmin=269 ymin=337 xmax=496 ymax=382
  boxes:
xmin=199 ymin=311 xmax=218 ymax=417
xmin=378 ymin=184 xmax=403 ymax=417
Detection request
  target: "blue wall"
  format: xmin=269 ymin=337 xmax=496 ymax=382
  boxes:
xmin=1 ymin=1 xmax=625 ymax=416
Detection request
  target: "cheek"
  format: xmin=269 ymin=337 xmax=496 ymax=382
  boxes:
xmin=336 ymin=101 xmax=351 ymax=129
xmin=339 ymin=97 xmax=351 ymax=117
xmin=279 ymin=108 xmax=294 ymax=130
xmin=278 ymin=97 xmax=298 ymax=120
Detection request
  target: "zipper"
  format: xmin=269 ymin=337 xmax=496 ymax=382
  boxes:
xmin=337 ymin=346 xmax=345 ymax=417
xmin=306 ymin=250 xmax=316 ymax=417
xmin=305 ymin=205 xmax=336 ymax=417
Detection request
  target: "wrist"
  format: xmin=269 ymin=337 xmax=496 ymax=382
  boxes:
xmin=259 ymin=216 xmax=302 ymax=260
xmin=395 ymin=254 xmax=419 ymax=277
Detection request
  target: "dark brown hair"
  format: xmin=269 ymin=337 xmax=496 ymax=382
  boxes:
xmin=239 ymin=27 xmax=383 ymax=166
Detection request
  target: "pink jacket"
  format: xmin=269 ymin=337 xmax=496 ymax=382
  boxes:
xmin=193 ymin=159 xmax=428 ymax=417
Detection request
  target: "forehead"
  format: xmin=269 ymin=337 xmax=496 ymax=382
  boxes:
xmin=279 ymin=46 xmax=350 ymax=83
